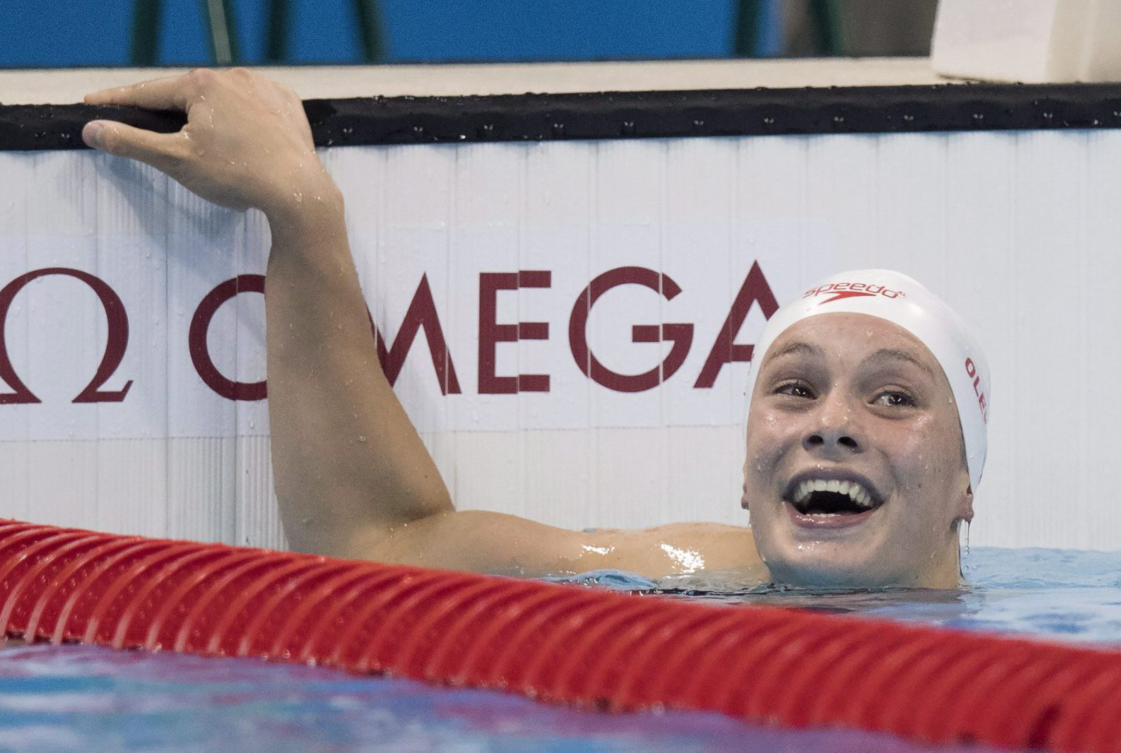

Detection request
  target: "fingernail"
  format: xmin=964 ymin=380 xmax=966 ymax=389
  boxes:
xmin=83 ymin=121 xmax=105 ymax=149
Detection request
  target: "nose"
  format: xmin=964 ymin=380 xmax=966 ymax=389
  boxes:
xmin=803 ymin=390 xmax=862 ymax=454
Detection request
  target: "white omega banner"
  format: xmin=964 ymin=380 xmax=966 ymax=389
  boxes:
xmin=3 ymin=130 xmax=1121 ymax=551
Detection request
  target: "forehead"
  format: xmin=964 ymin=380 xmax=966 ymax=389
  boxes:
xmin=762 ymin=313 xmax=942 ymax=376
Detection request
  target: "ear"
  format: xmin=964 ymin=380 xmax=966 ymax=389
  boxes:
xmin=741 ymin=457 xmax=750 ymax=510
xmin=956 ymin=480 xmax=975 ymax=525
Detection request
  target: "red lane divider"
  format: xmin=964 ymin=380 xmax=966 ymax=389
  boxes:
xmin=0 ymin=519 xmax=1117 ymax=752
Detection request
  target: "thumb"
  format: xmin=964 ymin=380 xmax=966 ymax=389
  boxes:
xmin=83 ymin=120 xmax=184 ymax=171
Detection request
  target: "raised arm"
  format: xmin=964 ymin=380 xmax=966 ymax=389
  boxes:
xmin=81 ymin=69 xmax=763 ymax=580
xmin=83 ymin=69 xmax=451 ymax=557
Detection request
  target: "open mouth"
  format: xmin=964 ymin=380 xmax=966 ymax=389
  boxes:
xmin=783 ymin=476 xmax=885 ymax=527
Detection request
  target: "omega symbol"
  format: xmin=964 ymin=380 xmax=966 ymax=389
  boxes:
xmin=0 ymin=268 xmax=133 ymax=404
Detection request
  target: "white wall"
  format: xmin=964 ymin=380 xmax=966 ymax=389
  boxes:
xmin=2 ymin=129 xmax=1119 ymax=551
xmin=3 ymin=59 xmax=946 ymax=105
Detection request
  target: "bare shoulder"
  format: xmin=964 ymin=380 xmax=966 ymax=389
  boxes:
xmin=365 ymin=511 xmax=765 ymax=582
xmin=589 ymin=522 xmax=763 ymax=576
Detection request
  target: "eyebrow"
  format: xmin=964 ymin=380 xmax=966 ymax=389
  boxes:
xmin=863 ymin=348 xmax=937 ymax=379
xmin=761 ymin=341 xmax=936 ymax=379
xmin=762 ymin=340 xmax=822 ymax=367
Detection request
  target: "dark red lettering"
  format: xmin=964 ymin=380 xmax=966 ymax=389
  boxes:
xmin=694 ymin=262 xmax=779 ymax=388
xmin=371 ymin=274 xmax=461 ymax=395
xmin=0 ymin=268 xmax=132 ymax=404
xmin=569 ymin=267 xmax=693 ymax=393
xmin=965 ymin=358 xmax=988 ymax=422
xmin=478 ymin=271 xmax=551 ymax=394
xmin=190 ymin=275 xmax=267 ymax=401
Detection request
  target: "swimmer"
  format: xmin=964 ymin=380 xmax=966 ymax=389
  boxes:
xmin=81 ymin=69 xmax=988 ymax=589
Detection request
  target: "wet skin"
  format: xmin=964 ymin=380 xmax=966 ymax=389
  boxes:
xmin=80 ymin=69 xmax=971 ymax=588
xmin=743 ymin=313 xmax=973 ymax=589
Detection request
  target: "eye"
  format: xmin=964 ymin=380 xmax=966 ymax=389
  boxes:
xmin=873 ymin=390 xmax=916 ymax=408
xmin=775 ymin=380 xmax=815 ymax=399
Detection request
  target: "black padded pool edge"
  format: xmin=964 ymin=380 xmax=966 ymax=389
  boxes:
xmin=4 ymin=82 xmax=1121 ymax=152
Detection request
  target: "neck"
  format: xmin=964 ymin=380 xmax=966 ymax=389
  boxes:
xmin=913 ymin=537 xmax=964 ymax=589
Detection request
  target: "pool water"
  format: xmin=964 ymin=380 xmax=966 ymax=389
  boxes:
xmin=0 ymin=645 xmax=998 ymax=753
xmin=571 ymin=547 xmax=1121 ymax=646
xmin=0 ymin=546 xmax=1116 ymax=752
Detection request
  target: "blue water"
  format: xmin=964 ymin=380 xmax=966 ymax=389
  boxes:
xmin=0 ymin=547 xmax=1116 ymax=752
xmin=558 ymin=547 xmax=1121 ymax=646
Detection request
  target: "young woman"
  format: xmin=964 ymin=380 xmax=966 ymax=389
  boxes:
xmin=81 ymin=68 xmax=989 ymax=589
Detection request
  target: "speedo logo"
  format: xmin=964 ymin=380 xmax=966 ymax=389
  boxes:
xmin=802 ymin=282 xmax=906 ymax=305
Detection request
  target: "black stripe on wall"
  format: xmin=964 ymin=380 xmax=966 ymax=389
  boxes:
xmin=4 ymin=83 xmax=1121 ymax=151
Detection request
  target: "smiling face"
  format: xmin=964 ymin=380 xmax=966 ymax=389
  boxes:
xmin=743 ymin=313 xmax=973 ymax=589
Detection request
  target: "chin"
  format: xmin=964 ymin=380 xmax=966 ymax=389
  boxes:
xmin=767 ymin=558 xmax=899 ymax=589
xmin=760 ymin=539 xmax=913 ymax=589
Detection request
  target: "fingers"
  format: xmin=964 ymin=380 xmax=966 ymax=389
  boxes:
xmin=82 ymin=120 xmax=186 ymax=171
xmin=84 ymin=71 xmax=204 ymax=112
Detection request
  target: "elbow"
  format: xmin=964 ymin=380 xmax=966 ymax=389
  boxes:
xmin=410 ymin=483 xmax=455 ymax=521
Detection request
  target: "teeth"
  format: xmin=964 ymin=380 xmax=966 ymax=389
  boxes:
xmin=791 ymin=478 xmax=876 ymax=508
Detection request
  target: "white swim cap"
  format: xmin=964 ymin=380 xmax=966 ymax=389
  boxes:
xmin=744 ymin=270 xmax=990 ymax=491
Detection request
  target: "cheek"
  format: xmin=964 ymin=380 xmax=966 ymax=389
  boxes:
xmin=887 ymin=415 xmax=943 ymax=458
xmin=885 ymin=417 xmax=963 ymax=510
xmin=745 ymin=408 xmax=797 ymax=476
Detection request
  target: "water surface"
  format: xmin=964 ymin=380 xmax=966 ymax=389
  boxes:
xmin=553 ymin=547 xmax=1121 ymax=645
xmin=2 ymin=546 xmax=1114 ymax=751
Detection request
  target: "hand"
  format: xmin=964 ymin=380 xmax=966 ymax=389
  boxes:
xmin=83 ymin=68 xmax=333 ymax=222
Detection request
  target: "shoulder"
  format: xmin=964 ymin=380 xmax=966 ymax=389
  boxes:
xmin=367 ymin=511 xmax=765 ymax=582
xmin=586 ymin=522 xmax=763 ymax=577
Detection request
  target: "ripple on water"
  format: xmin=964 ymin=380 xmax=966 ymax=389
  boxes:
xmin=546 ymin=547 xmax=1121 ymax=645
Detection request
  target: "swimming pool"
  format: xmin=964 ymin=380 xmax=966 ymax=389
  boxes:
xmin=1 ymin=546 xmax=1116 ymax=752
xmin=0 ymin=643 xmax=996 ymax=752
xmin=563 ymin=546 xmax=1121 ymax=646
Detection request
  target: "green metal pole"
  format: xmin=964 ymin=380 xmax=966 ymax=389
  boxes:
xmin=732 ymin=0 xmax=762 ymax=57
xmin=353 ymin=0 xmax=386 ymax=63
xmin=200 ymin=0 xmax=241 ymax=65
xmin=131 ymin=0 xmax=163 ymax=66
xmin=809 ymin=0 xmax=844 ymax=55
xmin=266 ymin=0 xmax=290 ymax=63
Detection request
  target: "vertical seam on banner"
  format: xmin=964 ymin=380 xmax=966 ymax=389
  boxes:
xmin=1077 ymin=131 xmax=1089 ymax=545
xmin=518 ymin=143 xmax=527 ymax=518
xmin=939 ymin=135 xmax=948 ymax=311
xmin=234 ymin=215 xmax=243 ymax=546
xmin=93 ymin=150 xmax=102 ymax=531
xmin=447 ymin=144 xmax=459 ymax=504
xmin=658 ymin=139 xmax=669 ymax=523
xmin=23 ymin=156 xmax=31 ymax=520
xmin=1007 ymin=132 xmax=1019 ymax=537
xmin=732 ymin=136 xmax=744 ymax=525
xmin=591 ymin=138 xmax=600 ymax=519
xmin=163 ymin=171 xmax=171 ymax=540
